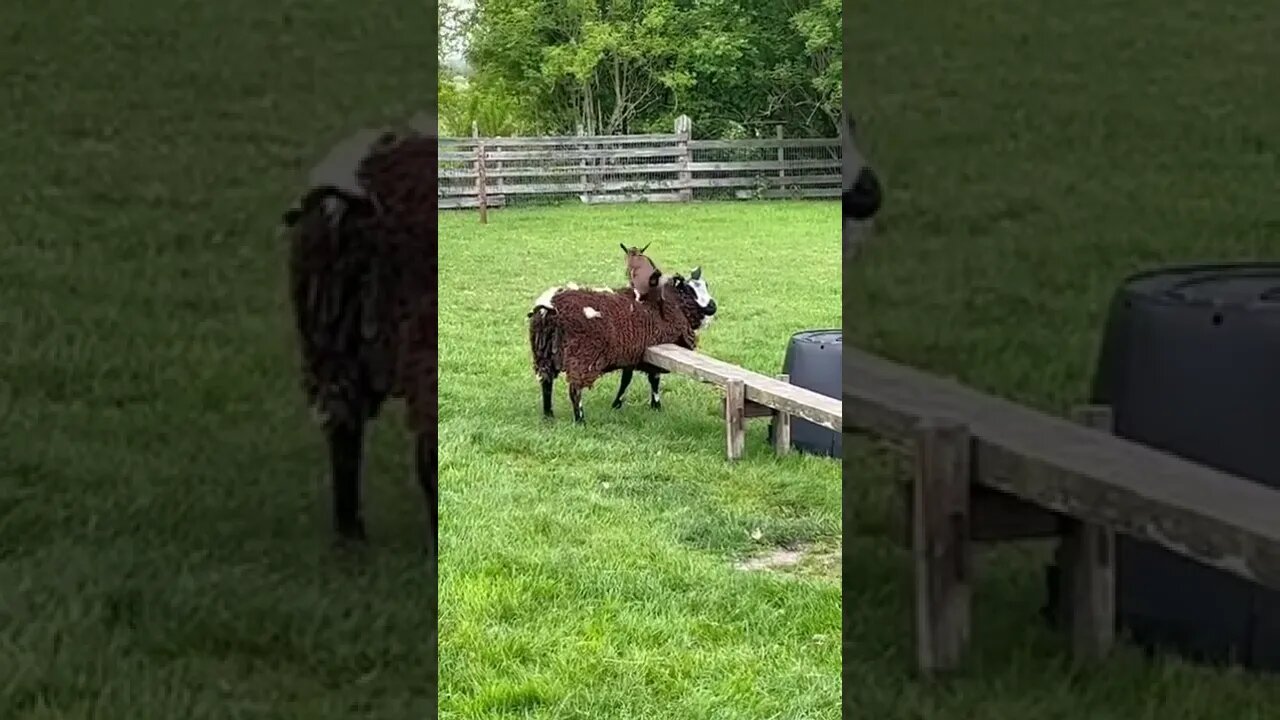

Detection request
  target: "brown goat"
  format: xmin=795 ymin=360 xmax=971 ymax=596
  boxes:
xmin=622 ymin=243 xmax=664 ymax=303
xmin=282 ymin=126 xmax=437 ymax=556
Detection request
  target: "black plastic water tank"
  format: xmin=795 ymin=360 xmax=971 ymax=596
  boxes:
xmin=1045 ymin=262 xmax=1280 ymax=670
xmin=770 ymin=329 xmax=841 ymax=457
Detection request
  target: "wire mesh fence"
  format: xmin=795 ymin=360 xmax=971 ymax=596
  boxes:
xmin=439 ymin=116 xmax=840 ymax=213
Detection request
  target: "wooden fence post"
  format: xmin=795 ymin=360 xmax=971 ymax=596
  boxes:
xmin=577 ymin=123 xmax=590 ymax=204
xmin=675 ymin=114 xmax=692 ymax=202
xmin=772 ymin=373 xmax=791 ymax=456
xmin=776 ymin=124 xmax=785 ymax=181
xmin=1062 ymin=405 xmax=1117 ymax=662
xmin=724 ymin=379 xmax=746 ymax=461
xmin=472 ymin=122 xmax=488 ymax=224
xmin=911 ymin=418 xmax=972 ymax=675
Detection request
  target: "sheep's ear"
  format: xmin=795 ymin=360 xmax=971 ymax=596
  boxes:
xmin=691 ymin=266 xmax=702 ymax=280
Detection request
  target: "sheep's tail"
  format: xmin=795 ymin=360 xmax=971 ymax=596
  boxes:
xmin=527 ymin=306 xmax=562 ymax=381
xmin=285 ymin=187 xmax=397 ymax=429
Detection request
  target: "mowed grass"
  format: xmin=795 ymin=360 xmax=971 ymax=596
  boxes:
xmin=438 ymin=202 xmax=841 ymax=717
xmin=846 ymin=0 xmax=1280 ymax=717
xmin=1 ymin=1 xmax=441 ymax=718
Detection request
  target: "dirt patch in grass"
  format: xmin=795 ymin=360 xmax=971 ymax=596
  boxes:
xmin=734 ymin=538 xmax=840 ymax=579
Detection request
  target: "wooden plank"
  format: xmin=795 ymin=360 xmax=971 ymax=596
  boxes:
xmin=687 ymin=137 xmax=839 ymax=150
xmin=725 ymin=379 xmax=746 ymax=461
xmin=734 ymin=187 xmax=840 ymax=200
xmin=438 ymin=195 xmax=506 ymax=209
xmin=480 ymin=147 xmax=683 ymax=162
xmin=773 ymin=374 xmax=792 ymax=456
xmin=842 ymin=346 xmax=1280 ymax=591
xmin=440 ymin=167 xmax=844 ymax=184
xmin=688 ymin=158 xmax=841 ymax=172
xmin=443 ymin=147 xmax=683 ymax=163
xmin=1062 ymin=405 xmax=1117 ymax=662
xmin=440 ymin=163 xmax=687 ymax=179
xmin=439 ymin=173 xmax=842 ymax=191
xmin=441 ymin=133 xmax=679 ymax=146
xmin=912 ymin=419 xmax=972 ymax=675
xmin=582 ymin=192 xmax=684 ymax=205
xmin=643 ymin=344 xmax=841 ymax=431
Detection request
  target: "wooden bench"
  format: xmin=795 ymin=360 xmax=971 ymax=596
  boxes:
xmin=843 ymin=345 xmax=1280 ymax=675
xmin=643 ymin=344 xmax=841 ymax=461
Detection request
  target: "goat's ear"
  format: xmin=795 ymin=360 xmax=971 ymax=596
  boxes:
xmin=690 ymin=266 xmax=702 ymax=280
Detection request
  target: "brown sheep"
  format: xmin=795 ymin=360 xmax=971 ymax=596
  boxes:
xmin=282 ymin=125 xmax=436 ymax=555
xmin=528 ymin=268 xmax=717 ymax=422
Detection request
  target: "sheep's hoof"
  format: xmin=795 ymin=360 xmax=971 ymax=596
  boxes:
xmin=650 ymin=401 xmax=662 ymax=411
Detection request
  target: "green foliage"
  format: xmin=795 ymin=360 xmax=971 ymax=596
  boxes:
xmin=455 ymin=0 xmax=843 ymax=138
xmin=439 ymin=74 xmax=537 ymax=137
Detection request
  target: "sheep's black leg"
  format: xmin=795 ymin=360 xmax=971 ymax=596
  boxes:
xmin=541 ymin=376 xmax=555 ymax=418
xmin=415 ymin=431 xmax=438 ymax=562
xmin=569 ymin=384 xmax=585 ymax=423
xmin=647 ymin=372 xmax=662 ymax=410
xmin=328 ymin=419 xmax=367 ymax=541
xmin=611 ymin=369 xmax=634 ymax=409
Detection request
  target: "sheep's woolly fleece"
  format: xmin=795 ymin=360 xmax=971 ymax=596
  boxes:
xmin=529 ymin=283 xmax=698 ymax=390
xmin=285 ymin=127 xmax=437 ymax=436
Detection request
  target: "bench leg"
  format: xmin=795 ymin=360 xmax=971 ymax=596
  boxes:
xmin=1063 ymin=405 xmax=1116 ymax=662
xmin=911 ymin=418 xmax=972 ymax=675
xmin=724 ymin=379 xmax=746 ymax=461
xmin=773 ymin=373 xmax=791 ymax=456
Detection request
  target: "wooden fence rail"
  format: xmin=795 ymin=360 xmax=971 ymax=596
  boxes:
xmin=439 ymin=114 xmax=841 ymax=213
xmin=843 ymin=345 xmax=1280 ymax=675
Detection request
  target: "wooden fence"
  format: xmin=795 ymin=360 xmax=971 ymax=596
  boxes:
xmin=438 ymin=114 xmax=840 ymax=212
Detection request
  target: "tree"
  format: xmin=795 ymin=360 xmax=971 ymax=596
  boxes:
xmin=455 ymin=0 xmax=842 ymax=138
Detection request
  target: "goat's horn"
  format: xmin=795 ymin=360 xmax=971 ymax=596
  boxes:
xmin=639 ymin=242 xmax=650 ymax=253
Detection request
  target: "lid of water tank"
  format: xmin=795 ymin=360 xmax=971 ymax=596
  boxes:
xmin=790 ymin=329 xmax=842 ymax=345
xmin=1124 ymin=263 xmax=1280 ymax=308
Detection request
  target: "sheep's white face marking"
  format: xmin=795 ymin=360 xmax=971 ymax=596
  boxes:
xmin=533 ymin=286 xmax=560 ymax=311
xmin=583 ymin=307 xmax=601 ymax=319
xmin=685 ymin=266 xmax=716 ymax=328
xmin=689 ymin=277 xmax=712 ymax=307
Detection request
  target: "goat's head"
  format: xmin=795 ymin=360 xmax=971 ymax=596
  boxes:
xmin=620 ymin=243 xmax=661 ymax=285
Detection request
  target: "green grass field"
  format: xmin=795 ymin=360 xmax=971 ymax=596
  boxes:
xmin=439 ymin=202 xmax=841 ymax=717
xmin=846 ymin=0 xmax=1280 ymax=717
xmin=2 ymin=2 xmax=441 ymax=717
